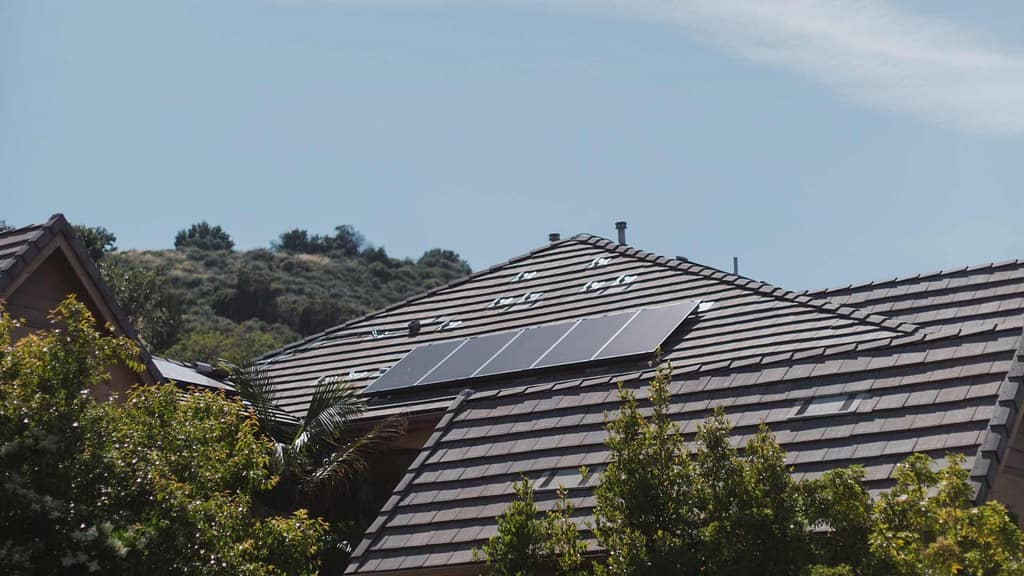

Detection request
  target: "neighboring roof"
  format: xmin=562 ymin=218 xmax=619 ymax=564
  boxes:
xmin=338 ymin=245 xmax=1024 ymax=575
xmin=261 ymin=235 xmax=914 ymax=419
xmin=152 ymin=356 xmax=235 ymax=392
xmin=807 ymin=260 xmax=1024 ymax=331
xmin=0 ymin=214 xmax=161 ymax=384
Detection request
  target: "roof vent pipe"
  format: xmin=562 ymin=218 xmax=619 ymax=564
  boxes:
xmin=615 ymin=221 xmax=627 ymax=245
xmin=733 ymin=257 xmax=739 ymax=276
xmin=549 ymin=232 xmax=561 ymax=242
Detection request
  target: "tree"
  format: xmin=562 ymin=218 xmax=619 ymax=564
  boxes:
xmin=228 ymin=365 xmax=406 ymax=569
xmin=482 ymin=364 xmax=1024 ymax=576
xmin=418 ymin=248 xmax=471 ymax=276
xmin=73 ymin=225 xmax=117 ymax=262
xmin=0 ymin=296 xmax=327 ymax=574
xmin=100 ymin=257 xmax=183 ymax=351
xmin=164 ymin=319 xmax=293 ymax=365
xmin=212 ymin=265 xmax=280 ymax=324
xmin=174 ymin=222 xmax=234 ymax=251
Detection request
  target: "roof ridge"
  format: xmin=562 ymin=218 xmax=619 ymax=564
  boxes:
xmin=257 ymin=237 xmax=583 ymax=361
xmin=804 ymin=258 xmax=1024 ymax=297
xmin=570 ymin=234 xmax=920 ymax=337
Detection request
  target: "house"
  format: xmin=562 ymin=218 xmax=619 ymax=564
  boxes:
xmin=0 ymin=214 xmax=161 ymax=397
xmin=256 ymin=228 xmax=1024 ymax=575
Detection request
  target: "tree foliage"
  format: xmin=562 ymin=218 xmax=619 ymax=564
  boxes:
xmin=175 ymin=222 xmax=235 ymax=251
xmin=227 ymin=364 xmax=406 ymax=571
xmin=275 ymin=225 xmax=364 ymax=257
xmin=483 ymin=364 xmax=1024 ymax=576
xmin=113 ymin=224 xmax=471 ymax=361
xmin=0 ymin=296 xmax=326 ymax=575
xmin=101 ymin=256 xmax=183 ymax=350
xmin=73 ymin=225 xmax=118 ymax=261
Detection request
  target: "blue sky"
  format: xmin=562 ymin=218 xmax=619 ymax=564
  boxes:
xmin=3 ymin=0 xmax=1023 ymax=290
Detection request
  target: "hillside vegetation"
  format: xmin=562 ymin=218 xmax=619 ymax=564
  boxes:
xmin=85 ymin=222 xmax=471 ymax=364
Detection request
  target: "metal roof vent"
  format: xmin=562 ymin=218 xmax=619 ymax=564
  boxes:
xmin=615 ymin=221 xmax=627 ymax=245
xmin=549 ymin=233 xmax=561 ymax=242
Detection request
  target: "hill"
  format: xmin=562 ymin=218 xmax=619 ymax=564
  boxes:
xmin=88 ymin=222 xmax=471 ymax=364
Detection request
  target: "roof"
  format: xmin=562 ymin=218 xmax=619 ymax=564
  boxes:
xmin=0 ymin=214 xmax=161 ymax=384
xmin=332 ymin=242 xmax=1024 ymax=575
xmin=152 ymin=356 xmax=235 ymax=392
xmin=261 ymin=235 xmax=914 ymax=419
xmin=806 ymin=259 xmax=1024 ymax=331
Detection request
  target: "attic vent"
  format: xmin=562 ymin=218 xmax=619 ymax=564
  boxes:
xmin=588 ymin=256 xmax=614 ymax=269
xmin=512 ymin=270 xmax=538 ymax=282
xmin=791 ymin=394 xmax=864 ymax=419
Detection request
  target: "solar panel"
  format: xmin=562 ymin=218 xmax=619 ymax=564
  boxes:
xmin=362 ymin=338 xmax=464 ymax=394
xmin=475 ymin=321 xmax=575 ymax=377
xmin=363 ymin=301 xmax=700 ymax=395
xmin=593 ymin=301 xmax=699 ymax=361
xmin=419 ymin=331 xmax=518 ymax=385
xmin=534 ymin=311 xmax=636 ymax=368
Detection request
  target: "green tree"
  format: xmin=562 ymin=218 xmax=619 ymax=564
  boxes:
xmin=0 ymin=296 xmax=326 ymax=575
xmin=164 ymin=319 xmax=293 ymax=365
xmin=213 ymin=265 xmax=280 ymax=324
xmin=483 ymin=365 xmax=1024 ymax=576
xmin=480 ymin=478 xmax=548 ymax=576
xmin=73 ymin=224 xmax=118 ymax=262
xmin=592 ymin=363 xmax=702 ymax=576
xmin=174 ymin=222 xmax=234 ymax=251
xmin=101 ymin=256 xmax=183 ymax=351
xmin=228 ymin=365 xmax=406 ymax=568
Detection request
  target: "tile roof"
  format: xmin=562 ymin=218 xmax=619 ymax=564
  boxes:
xmin=0 ymin=215 xmax=162 ymax=384
xmin=806 ymin=259 xmax=1024 ymax=331
xmin=261 ymin=235 xmax=915 ymax=419
xmin=328 ymin=242 xmax=1024 ymax=575
xmin=346 ymin=327 xmax=1024 ymax=574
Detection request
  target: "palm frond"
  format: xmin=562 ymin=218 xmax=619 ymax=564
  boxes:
xmin=223 ymin=361 xmax=294 ymax=440
xmin=293 ymin=374 xmax=366 ymax=455
xmin=300 ymin=414 xmax=407 ymax=494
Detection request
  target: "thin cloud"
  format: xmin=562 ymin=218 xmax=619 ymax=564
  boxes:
xmin=580 ymin=0 xmax=1024 ymax=135
xmin=302 ymin=0 xmax=1024 ymax=135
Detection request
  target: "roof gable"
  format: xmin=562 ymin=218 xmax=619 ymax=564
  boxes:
xmin=0 ymin=214 xmax=160 ymax=384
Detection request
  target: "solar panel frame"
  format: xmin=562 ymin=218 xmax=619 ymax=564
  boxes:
xmin=419 ymin=331 xmax=519 ymax=385
xmin=475 ymin=320 xmax=577 ymax=378
xmin=363 ymin=300 xmax=700 ymax=395
xmin=593 ymin=301 xmax=699 ymax=361
xmin=361 ymin=338 xmax=465 ymax=394
xmin=533 ymin=310 xmax=637 ymax=368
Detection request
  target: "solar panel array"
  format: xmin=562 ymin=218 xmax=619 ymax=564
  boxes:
xmin=363 ymin=301 xmax=699 ymax=395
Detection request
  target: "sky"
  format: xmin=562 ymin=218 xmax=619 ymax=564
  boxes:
xmin=3 ymin=0 xmax=1024 ymax=291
